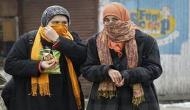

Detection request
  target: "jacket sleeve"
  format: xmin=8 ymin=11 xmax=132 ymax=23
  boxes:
xmin=121 ymin=38 xmax=162 ymax=84
xmin=53 ymin=33 xmax=86 ymax=65
xmin=52 ymin=32 xmax=87 ymax=77
xmin=80 ymin=36 xmax=111 ymax=83
xmin=4 ymin=33 xmax=40 ymax=77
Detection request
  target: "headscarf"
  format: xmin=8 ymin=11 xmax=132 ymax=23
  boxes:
xmin=103 ymin=2 xmax=130 ymax=21
xmin=30 ymin=5 xmax=82 ymax=110
xmin=97 ymin=2 xmax=145 ymax=106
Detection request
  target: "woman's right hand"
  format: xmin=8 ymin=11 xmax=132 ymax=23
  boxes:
xmin=44 ymin=25 xmax=59 ymax=42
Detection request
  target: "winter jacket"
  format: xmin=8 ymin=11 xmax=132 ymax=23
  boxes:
xmin=81 ymin=29 xmax=162 ymax=110
xmin=3 ymin=30 xmax=86 ymax=110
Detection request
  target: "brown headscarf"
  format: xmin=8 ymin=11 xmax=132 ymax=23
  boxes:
xmin=97 ymin=2 xmax=145 ymax=106
xmin=103 ymin=2 xmax=130 ymax=21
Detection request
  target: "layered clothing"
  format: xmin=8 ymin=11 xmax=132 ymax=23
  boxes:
xmin=4 ymin=26 xmax=86 ymax=110
xmin=81 ymin=2 xmax=162 ymax=110
xmin=81 ymin=29 xmax=162 ymax=110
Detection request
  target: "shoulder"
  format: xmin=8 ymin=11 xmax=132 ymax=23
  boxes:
xmin=18 ymin=30 xmax=37 ymax=42
xmin=20 ymin=30 xmax=37 ymax=38
xmin=70 ymin=31 xmax=79 ymax=38
xmin=135 ymin=29 xmax=159 ymax=56
xmin=87 ymin=33 xmax=99 ymax=44
xmin=70 ymin=31 xmax=81 ymax=41
xmin=9 ymin=30 xmax=37 ymax=53
xmin=70 ymin=31 xmax=88 ymax=46
xmin=135 ymin=29 xmax=157 ymax=47
xmin=11 ymin=30 xmax=37 ymax=47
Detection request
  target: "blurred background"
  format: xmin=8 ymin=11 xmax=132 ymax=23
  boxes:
xmin=0 ymin=0 xmax=190 ymax=109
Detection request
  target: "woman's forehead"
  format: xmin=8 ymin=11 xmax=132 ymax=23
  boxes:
xmin=51 ymin=15 xmax=68 ymax=21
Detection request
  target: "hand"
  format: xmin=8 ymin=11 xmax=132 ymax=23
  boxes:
xmin=115 ymin=78 xmax=124 ymax=87
xmin=44 ymin=25 xmax=59 ymax=42
xmin=40 ymin=58 xmax=57 ymax=69
xmin=108 ymin=69 xmax=122 ymax=84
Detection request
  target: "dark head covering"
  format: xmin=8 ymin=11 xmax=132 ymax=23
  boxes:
xmin=41 ymin=5 xmax=71 ymax=26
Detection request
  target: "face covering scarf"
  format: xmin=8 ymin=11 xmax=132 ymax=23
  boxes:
xmin=96 ymin=20 xmax=145 ymax=106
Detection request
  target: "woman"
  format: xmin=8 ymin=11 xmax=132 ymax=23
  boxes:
xmin=81 ymin=2 xmax=162 ymax=110
xmin=3 ymin=5 xmax=86 ymax=110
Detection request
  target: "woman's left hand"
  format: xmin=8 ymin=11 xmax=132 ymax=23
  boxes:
xmin=115 ymin=78 xmax=124 ymax=87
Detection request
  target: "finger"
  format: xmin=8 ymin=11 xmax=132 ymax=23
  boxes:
xmin=119 ymin=79 xmax=124 ymax=86
xmin=44 ymin=26 xmax=48 ymax=30
xmin=47 ymin=25 xmax=52 ymax=28
xmin=46 ymin=60 xmax=52 ymax=64
xmin=115 ymin=70 xmax=121 ymax=80
xmin=110 ymin=73 xmax=116 ymax=83
xmin=108 ymin=69 xmax=119 ymax=83
xmin=47 ymin=59 xmax=55 ymax=65
xmin=44 ymin=26 xmax=50 ymax=31
xmin=44 ymin=28 xmax=50 ymax=35
xmin=115 ymin=79 xmax=124 ymax=87
xmin=43 ymin=63 xmax=51 ymax=69
xmin=47 ymin=25 xmax=55 ymax=31
xmin=49 ymin=62 xmax=57 ymax=69
xmin=121 ymin=79 xmax=124 ymax=84
xmin=46 ymin=25 xmax=51 ymax=29
xmin=110 ymin=72 xmax=118 ymax=83
xmin=112 ymin=72 xmax=118 ymax=83
xmin=114 ymin=71 xmax=121 ymax=83
xmin=48 ymin=60 xmax=56 ymax=66
xmin=108 ymin=69 xmax=115 ymax=82
xmin=115 ymin=82 xmax=121 ymax=87
xmin=116 ymin=83 xmax=122 ymax=87
xmin=45 ymin=26 xmax=53 ymax=32
xmin=115 ymin=83 xmax=119 ymax=87
xmin=116 ymin=71 xmax=122 ymax=81
xmin=118 ymin=72 xmax=122 ymax=82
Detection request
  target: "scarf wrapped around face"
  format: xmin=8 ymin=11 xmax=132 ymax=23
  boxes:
xmin=30 ymin=24 xmax=82 ymax=109
xmin=96 ymin=20 xmax=145 ymax=106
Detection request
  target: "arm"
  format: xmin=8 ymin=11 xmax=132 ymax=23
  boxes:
xmin=80 ymin=36 xmax=111 ymax=83
xmin=53 ymin=32 xmax=86 ymax=66
xmin=4 ymin=33 xmax=40 ymax=77
xmin=121 ymin=38 xmax=162 ymax=84
xmin=52 ymin=32 xmax=87 ymax=77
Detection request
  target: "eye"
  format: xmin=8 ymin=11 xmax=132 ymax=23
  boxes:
xmin=52 ymin=21 xmax=60 ymax=24
xmin=103 ymin=18 xmax=110 ymax=24
xmin=62 ymin=21 xmax=68 ymax=24
xmin=112 ymin=18 xmax=119 ymax=22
